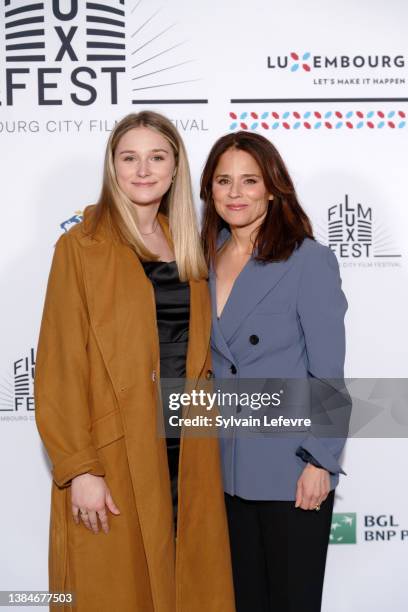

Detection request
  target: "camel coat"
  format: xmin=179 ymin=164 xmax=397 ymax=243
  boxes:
xmin=34 ymin=206 xmax=235 ymax=612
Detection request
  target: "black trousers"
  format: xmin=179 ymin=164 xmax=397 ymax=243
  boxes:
xmin=224 ymin=490 xmax=335 ymax=612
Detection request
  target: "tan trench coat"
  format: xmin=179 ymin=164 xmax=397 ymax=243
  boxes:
xmin=34 ymin=206 xmax=235 ymax=612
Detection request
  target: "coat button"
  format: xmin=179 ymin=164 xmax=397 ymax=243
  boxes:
xmin=230 ymin=364 xmax=237 ymax=375
xmin=205 ymin=369 xmax=213 ymax=380
xmin=151 ymin=370 xmax=157 ymax=382
xmin=249 ymin=334 xmax=259 ymax=345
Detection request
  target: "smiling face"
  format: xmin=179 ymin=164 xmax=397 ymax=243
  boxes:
xmin=211 ymin=147 xmax=272 ymax=230
xmin=114 ymin=126 xmax=176 ymax=207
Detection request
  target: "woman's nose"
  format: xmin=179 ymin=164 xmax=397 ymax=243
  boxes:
xmin=228 ymin=181 xmax=241 ymax=198
xmin=137 ymin=160 xmax=150 ymax=177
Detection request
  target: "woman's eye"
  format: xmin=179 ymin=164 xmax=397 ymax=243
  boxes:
xmin=152 ymin=155 xmax=165 ymax=161
xmin=244 ymin=178 xmax=257 ymax=184
xmin=217 ymin=178 xmax=229 ymax=185
xmin=123 ymin=156 xmax=135 ymax=161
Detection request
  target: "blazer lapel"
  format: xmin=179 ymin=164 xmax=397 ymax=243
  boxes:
xmin=209 ymin=269 xmax=236 ymax=364
xmin=212 ymin=227 xmax=301 ymax=346
xmin=218 ymin=255 xmax=298 ymax=343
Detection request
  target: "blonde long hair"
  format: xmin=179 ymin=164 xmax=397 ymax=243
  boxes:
xmin=89 ymin=111 xmax=207 ymax=281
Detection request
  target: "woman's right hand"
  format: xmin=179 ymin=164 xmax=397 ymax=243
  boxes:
xmin=71 ymin=473 xmax=120 ymax=534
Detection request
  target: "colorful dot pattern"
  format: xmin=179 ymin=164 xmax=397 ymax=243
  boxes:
xmin=229 ymin=110 xmax=406 ymax=130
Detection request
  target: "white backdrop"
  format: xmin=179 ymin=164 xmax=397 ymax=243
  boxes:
xmin=1 ymin=0 xmax=407 ymax=610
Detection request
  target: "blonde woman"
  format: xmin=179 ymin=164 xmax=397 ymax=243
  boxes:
xmin=35 ymin=112 xmax=235 ymax=612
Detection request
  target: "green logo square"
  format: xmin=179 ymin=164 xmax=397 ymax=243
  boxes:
xmin=330 ymin=512 xmax=357 ymax=544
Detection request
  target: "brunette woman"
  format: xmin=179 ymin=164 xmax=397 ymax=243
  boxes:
xmin=201 ymin=131 xmax=349 ymax=612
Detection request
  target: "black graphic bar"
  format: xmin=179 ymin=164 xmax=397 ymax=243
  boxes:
xmin=86 ymin=2 xmax=125 ymax=16
xmin=86 ymin=15 xmax=125 ymax=27
xmin=131 ymin=99 xmax=208 ymax=104
xmin=6 ymin=55 xmax=45 ymax=61
xmin=5 ymin=28 xmax=45 ymax=39
xmin=5 ymin=16 xmax=44 ymax=28
xmin=5 ymin=3 xmax=44 ymax=18
xmin=87 ymin=41 xmax=125 ymax=49
xmin=6 ymin=42 xmax=45 ymax=50
xmin=86 ymin=28 xmax=125 ymax=38
xmin=231 ymin=97 xmax=408 ymax=103
xmin=86 ymin=54 xmax=126 ymax=61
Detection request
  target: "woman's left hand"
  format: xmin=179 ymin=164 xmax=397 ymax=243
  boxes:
xmin=295 ymin=463 xmax=330 ymax=511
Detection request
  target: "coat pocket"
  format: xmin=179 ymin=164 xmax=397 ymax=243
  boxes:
xmin=91 ymin=410 xmax=124 ymax=450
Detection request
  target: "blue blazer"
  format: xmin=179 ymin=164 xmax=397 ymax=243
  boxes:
xmin=209 ymin=230 xmax=349 ymax=501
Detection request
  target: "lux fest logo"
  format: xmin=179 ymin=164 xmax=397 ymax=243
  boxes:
xmin=2 ymin=0 xmax=196 ymax=106
xmin=0 ymin=349 xmax=35 ymax=412
xmin=315 ymin=195 xmax=401 ymax=261
xmin=330 ymin=513 xmax=408 ymax=544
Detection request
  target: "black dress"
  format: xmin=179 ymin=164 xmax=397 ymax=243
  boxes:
xmin=141 ymin=260 xmax=190 ymax=529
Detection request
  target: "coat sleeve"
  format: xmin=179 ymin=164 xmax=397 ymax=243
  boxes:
xmin=34 ymin=232 xmax=105 ymax=488
xmin=296 ymin=242 xmax=351 ymax=475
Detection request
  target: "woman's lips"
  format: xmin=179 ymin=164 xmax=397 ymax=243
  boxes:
xmin=226 ymin=204 xmax=248 ymax=211
xmin=132 ymin=182 xmax=156 ymax=187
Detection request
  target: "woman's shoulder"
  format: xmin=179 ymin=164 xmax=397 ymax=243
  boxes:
xmin=297 ymin=237 xmax=337 ymax=263
xmin=296 ymin=237 xmax=340 ymax=277
xmin=60 ymin=205 xmax=106 ymax=246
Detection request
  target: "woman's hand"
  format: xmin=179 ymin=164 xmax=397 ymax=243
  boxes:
xmin=295 ymin=463 xmax=330 ymax=511
xmin=71 ymin=474 xmax=120 ymax=534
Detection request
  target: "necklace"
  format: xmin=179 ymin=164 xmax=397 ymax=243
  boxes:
xmin=140 ymin=219 xmax=159 ymax=236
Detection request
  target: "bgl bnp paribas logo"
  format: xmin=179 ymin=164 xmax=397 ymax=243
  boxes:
xmin=316 ymin=194 xmax=402 ymax=265
xmin=2 ymin=0 xmax=196 ymax=106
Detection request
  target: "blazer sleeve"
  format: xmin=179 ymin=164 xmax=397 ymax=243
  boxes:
xmin=34 ymin=232 xmax=105 ymax=488
xmin=296 ymin=243 xmax=351 ymax=475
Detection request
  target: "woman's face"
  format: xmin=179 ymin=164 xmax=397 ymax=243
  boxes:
xmin=211 ymin=147 xmax=272 ymax=229
xmin=114 ymin=126 xmax=176 ymax=207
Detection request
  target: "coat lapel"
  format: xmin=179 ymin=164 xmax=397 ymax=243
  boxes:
xmin=80 ymin=207 xmax=210 ymax=394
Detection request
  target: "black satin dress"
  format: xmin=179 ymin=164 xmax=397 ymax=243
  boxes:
xmin=141 ymin=260 xmax=190 ymax=529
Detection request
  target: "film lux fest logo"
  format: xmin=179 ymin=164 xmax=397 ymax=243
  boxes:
xmin=317 ymin=194 xmax=402 ymax=265
xmin=0 ymin=349 xmax=35 ymax=418
xmin=3 ymin=1 xmax=126 ymax=106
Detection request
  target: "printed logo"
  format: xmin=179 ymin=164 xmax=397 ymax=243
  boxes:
xmin=266 ymin=50 xmax=406 ymax=88
xmin=316 ymin=194 xmax=402 ymax=265
xmin=0 ymin=348 xmax=35 ymax=417
xmin=2 ymin=1 xmax=199 ymax=107
xmin=60 ymin=210 xmax=83 ymax=232
xmin=268 ymin=51 xmax=406 ymax=72
xmin=364 ymin=515 xmax=408 ymax=542
xmin=330 ymin=512 xmax=357 ymax=544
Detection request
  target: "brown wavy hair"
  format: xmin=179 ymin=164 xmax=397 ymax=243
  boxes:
xmin=200 ymin=131 xmax=314 ymax=266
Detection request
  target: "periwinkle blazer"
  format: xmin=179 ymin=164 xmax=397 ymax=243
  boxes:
xmin=209 ymin=230 xmax=349 ymax=501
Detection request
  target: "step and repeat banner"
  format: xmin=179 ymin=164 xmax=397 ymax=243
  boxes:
xmin=1 ymin=0 xmax=407 ymax=610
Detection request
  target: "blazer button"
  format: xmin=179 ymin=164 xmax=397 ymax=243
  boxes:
xmin=205 ymin=369 xmax=213 ymax=380
xmin=151 ymin=370 xmax=157 ymax=382
xmin=230 ymin=364 xmax=237 ymax=375
xmin=249 ymin=334 xmax=259 ymax=345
